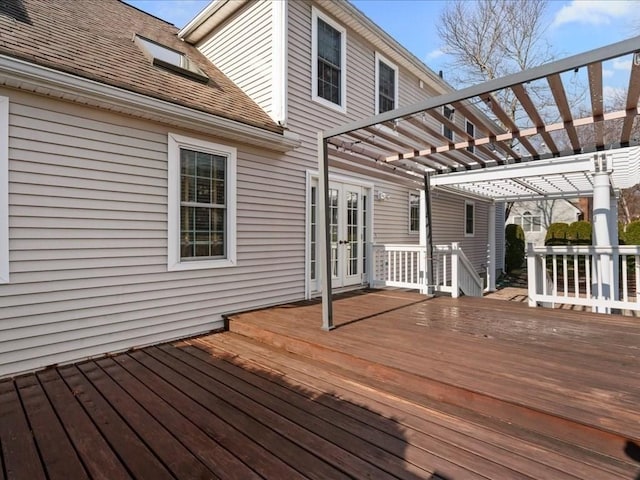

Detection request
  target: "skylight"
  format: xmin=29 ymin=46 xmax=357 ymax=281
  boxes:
xmin=135 ymin=35 xmax=208 ymax=83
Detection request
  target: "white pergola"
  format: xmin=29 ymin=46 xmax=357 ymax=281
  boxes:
xmin=318 ymin=35 xmax=640 ymax=329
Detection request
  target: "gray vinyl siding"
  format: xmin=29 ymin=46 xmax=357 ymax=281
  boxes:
xmin=431 ymin=189 xmax=490 ymax=274
xmin=197 ymin=1 xmax=275 ymax=120
xmin=0 ymin=88 xmax=305 ymax=377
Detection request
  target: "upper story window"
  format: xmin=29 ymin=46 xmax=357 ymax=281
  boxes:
xmin=167 ymin=133 xmax=237 ymax=271
xmin=513 ymin=211 xmax=541 ymax=232
xmin=443 ymin=105 xmax=454 ymax=142
xmin=465 ymin=200 xmax=475 ymax=237
xmin=466 ymin=120 xmax=475 ymax=153
xmin=135 ymin=35 xmax=208 ymax=83
xmin=312 ymin=7 xmax=347 ymax=112
xmin=375 ymin=53 xmax=398 ymax=114
xmin=409 ymin=192 xmax=420 ymax=234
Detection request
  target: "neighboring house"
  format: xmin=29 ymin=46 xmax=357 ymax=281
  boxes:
xmin=0 ymin=0 xmax=500 ymax=378
xmin=506 ymin=200 xmax=581 ymax=246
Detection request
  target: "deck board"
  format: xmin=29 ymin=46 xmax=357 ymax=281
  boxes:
xmin=1 ymin=289 xmax=639 ymax=479
xmin=14 ymin=375 xmax=89 ymax=480
xmin=194 ymin=334 xmax=631 ymax=480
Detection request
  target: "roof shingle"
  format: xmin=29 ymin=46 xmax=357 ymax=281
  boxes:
xmin=0 ymin=0 xmax=281 ymax=133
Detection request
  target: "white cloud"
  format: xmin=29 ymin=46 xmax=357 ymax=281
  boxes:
xmin=603 ymin=85 xmax=625 ymax=106
xmin=552 ymin=0 xmax=638 ymax=27
xmin=425 ymin=49 xmax=444 ymax=60
xmin=602 ymin=68 xmax=615 ymax=78
xmin=612 ymin=57 xmax=632 ymax=71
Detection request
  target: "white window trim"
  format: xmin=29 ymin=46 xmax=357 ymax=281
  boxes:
xmin=311 ymin=6 xmax=347 ymax=114
xmin=167 ymin=133 xmax=237 ymax=271
xmin=465 ymin=200 xmax=475 ymax=237
xmin=374 ymin=52 xmax=399 ymax=115
xmin=0 ymin=96 xmax=8 ymax=284
xmin=408 ymin=192 xmax=420 ymax=234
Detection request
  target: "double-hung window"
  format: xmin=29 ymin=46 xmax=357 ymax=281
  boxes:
xmin=443 ymin=105 xmax=454 ymax=141
xmin=409 ymin=193 xmax=420 ymax=234
xmin=312 ymin=7 xmax=347 ymax=112
xmin=375 ymin=53 xmax=398 ymax=114
xmin=168 ymin=133 xmax=237 ymax=271
xmin=465 ymin=200 xmax=475 ymax=237
xmin=466 ymin=120 xmax=475 ymax=153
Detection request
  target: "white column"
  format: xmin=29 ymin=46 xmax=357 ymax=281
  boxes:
xmin=419 ymin=189 xmax=428 ymax=294
xmin=592 ymin=156 xmax=612 ymax=313
xmin=486 ymin=202 xmax=497 ymax=291
xmin=610 ymin=193 xmax=620 ymax=301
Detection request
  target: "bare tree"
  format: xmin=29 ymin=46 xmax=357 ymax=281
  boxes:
xmin=437 ymin=0 xmax=556 ymax=126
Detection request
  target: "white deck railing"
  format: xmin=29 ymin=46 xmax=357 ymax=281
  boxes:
xmin=527 ymin=244 xmax=640 ymax=312
xmin=371 ymin=242 xmax=483 ymax=297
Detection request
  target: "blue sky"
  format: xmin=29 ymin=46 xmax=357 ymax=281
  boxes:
xmin=127 ymin=0 xmax=640 ymax=96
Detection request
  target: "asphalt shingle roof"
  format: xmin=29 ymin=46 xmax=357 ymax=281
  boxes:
xmin=0 ymin=0 xmax=281 ymax=133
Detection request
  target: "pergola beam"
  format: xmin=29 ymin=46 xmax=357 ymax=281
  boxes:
xmin=430 ymin=155 xmax=593 ymax=186
xmin=511 ymin=83 xmax=559 ymax=154
xmin=621 ymin=53 xmax=640 ymax=144
xmin=588 ymin=62 xmax=605 ymax=148
xmin=547 ymin=73 xmax=581 ymax=151
xmin=385 ymin=108 xmax=639 ymax=162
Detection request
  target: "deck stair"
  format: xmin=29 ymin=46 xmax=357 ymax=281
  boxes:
xmin=226 ymin=291 xmax=640 ymax=479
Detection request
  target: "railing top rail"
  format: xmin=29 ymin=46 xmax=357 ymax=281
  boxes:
xmin=531 ymin=245 xmax=640 ymax=255
xmin=372 ymin=244 xmax=425 ymax=252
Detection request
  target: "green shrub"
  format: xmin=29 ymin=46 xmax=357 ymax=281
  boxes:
xmin=566 ymin=221 xmax=592 ymax=245
xmin=505 ymin=223 xmax=525 ymax=272
xmin=623 ymin=220 xmax=640 ymax=245
xmin=545 ymin=222 xmax=569 ymax=245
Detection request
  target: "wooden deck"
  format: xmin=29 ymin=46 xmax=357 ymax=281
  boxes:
xmin=1 ymin=290 xmax=639 ymax=479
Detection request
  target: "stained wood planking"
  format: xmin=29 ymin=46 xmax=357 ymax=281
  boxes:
xmin=227 ymin=290 xmax=640 ymax=464
xmin=113 ymin=351 xmax=304 ymax=480
xmin=56 ymin=366 xmax=174 ymax=480
xmin=36 ymin=369 xmax=131 ymax=480
xmin=0 ymin=379 xmax=47 ymax=480
xmin=76 ymin=361 xmax=215 ymax=479
xmin=14 ymin=375 xmax=89 ymax=480
xmin=171 ymin=342 xmax=537 ymax=479
xmin=193 ymin=334 xmax=632 ymax=480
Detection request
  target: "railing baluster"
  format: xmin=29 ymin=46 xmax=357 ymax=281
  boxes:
xmin=585 ymin=254 xmax=591 ymax=299
xmin=575 ymin=254 xmax=579 ymax=297
xmin=552 ymin=254 xmax=558 ymax=297
xmin=563 ymin=254 xmax=568 ymax=297
xmin=622 ymin=254 xmax=629 ymax=302
xmin=636 ymin=255 xmax=640 ymax=302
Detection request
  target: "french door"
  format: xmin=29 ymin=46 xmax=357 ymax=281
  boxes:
xmin=328 ymin=182 xmax=363 ymax=287
xmin=309 ymin=179 xmax=369 ymax=293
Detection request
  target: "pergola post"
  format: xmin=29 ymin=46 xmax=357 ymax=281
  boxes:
xmin=486 ymin=202 xmax=497 ymax=292
xmin=592 ymin=154 xmax=613 ymax=314
xmin=610 ymin=192 xmax=620 ymax=302
xmin=423 ymin=173 xmax=434 ymax=295
xmin=318 ymin=133 xmax=333 ymax=330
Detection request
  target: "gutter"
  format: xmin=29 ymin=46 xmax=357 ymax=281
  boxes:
xmin=0 ymin=54 xmax=300 ymax=152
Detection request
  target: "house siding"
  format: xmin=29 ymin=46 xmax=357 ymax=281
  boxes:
xmin=0 ymin=88 xmax=305 ymax=377
xmin=197 ymin=1 xmax=276 ymax=121
xmin=431 ymin=190 xmax=490 ymax=273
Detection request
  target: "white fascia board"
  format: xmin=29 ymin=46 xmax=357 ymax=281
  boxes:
xmin=178 ymin=0 xmax=223 ymax=39
xmin=0 ymin=54 xmax=300 ymax=152
xmin=430 ymin=156 xmax=594 ymax=187
xmin=0 ymin=96 xmax=8 ymax=284
xmin=271 ymin=0 xmax=288 ymax=125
